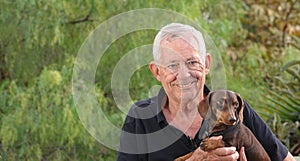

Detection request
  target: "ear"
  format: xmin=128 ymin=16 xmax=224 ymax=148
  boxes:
xmin=205 ymin=53 xmax=211 ymax=75
xmin=149 ymin=61 xmax=161 ymax=82
xmin=235 ymin=92 xmax=244 ymax=122
xmin=198 ymin=92 xmax=213 ymax=118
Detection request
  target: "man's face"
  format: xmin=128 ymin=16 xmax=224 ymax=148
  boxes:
xmin=156 ymin=38 xmax=210 ymax=104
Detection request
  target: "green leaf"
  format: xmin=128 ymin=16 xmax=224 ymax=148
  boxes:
xmin=282 ymin=60 xmax=300 ymax=72
xmin=269 ymin=91 xmax=300 ymax=112
xmin=286 ymin=69 xmax=300 ymax=82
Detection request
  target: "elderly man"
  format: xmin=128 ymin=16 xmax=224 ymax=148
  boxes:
xmin=116 ymin=23 xmax=294 ymax=161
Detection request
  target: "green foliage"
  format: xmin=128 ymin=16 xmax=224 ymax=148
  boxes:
xmin=280 ymin=60 xmax=300 ymax=94
xmin=267 ymin=114 xmax=300 ymax=155
xmin=0 ymin=63 xmax=117 ymax=160
xmin=257 ymin=60 xmax=300 ymax=155
xmin=260 ymin=60 xmax=300 ymax=121
xmin=0 ymin=0 xmax=96 ymax=83
xmin=264 ymin=90 xmax=300 ymax=121
xmin=224 ymin=0 xmax=300 ymax=113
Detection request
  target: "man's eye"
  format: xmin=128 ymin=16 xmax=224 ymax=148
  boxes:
xmin=187 ymin=60 xmax=200 ymax=66
xmin=167 ymin=63 xmax=178 ymax=69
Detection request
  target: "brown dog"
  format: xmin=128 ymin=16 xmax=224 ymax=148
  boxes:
xmin=175 ymin=90 xmax=270 ymax=161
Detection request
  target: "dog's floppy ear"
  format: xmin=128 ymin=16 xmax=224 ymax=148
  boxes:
xmin=198 ymin=92 xmax=213 ymax=118
xmin=235 ymin=92 xmax=244 ymax=121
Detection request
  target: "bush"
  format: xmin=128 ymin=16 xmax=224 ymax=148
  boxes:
xmin=0 ymin=63 xmax=117 ymax=160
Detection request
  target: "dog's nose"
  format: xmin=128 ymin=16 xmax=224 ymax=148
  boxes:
xmin=229 ymin=118 xmax=236 ymax=124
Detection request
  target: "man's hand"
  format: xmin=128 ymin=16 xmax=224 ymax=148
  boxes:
xmin=239 ymin=147 xmax=247 ymax=161
xmin=186 ymin=146 xmax=239 ymax=161
xmin=186 ymin=136 xmax=240 ymax=161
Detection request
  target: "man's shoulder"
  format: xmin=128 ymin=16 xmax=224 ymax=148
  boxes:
xmin=126 ymin=96 xmax=160 ymax=120
xmin=131 ymin=87 xmax=166 ymax=110
xmin=132 ymin=97 xmax=154 ymax=108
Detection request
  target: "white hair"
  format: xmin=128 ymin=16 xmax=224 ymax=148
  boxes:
xmin=152 ymin=23 xmax=206 ymax=64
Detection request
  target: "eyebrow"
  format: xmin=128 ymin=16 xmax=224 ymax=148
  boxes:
xmin=164 ymin=56 xmax=202 ymax=64
xmin=186 ymin=57 xmax=200 ymax=61
xmin=165 ymin=60 xmax=179 ymax=64
xmin=176 ymin=56 xmax=200 ymax=61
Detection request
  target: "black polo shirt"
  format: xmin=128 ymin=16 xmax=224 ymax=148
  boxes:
xmin=117 ymin=87 xmax=288 ymax=161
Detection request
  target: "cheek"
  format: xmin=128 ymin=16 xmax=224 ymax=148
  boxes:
xmin=162 ymin=74 xmax=177 ymax=84
xmin=191 ymin=70 xmax=205 ymax=80
xmin=216 ymin=110 xmax=223 ymax=119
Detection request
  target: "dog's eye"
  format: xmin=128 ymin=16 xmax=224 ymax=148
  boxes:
xmin=233 ymin=102 xmax=239 ymax=108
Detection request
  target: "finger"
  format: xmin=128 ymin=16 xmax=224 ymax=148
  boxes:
xmin=207 ymin=150 xmax=239 ymax=161
xmin=212 ymin=147 xmax=236 ymax=156
xmin=239 ymin=147 xmax=247 ymax=161
xmin=220 ymin=151 xmax=239 ymax=161
xmin=187 ymin=147 xmax=207 ymax=161
xmin=209 ymin=135 xmax=223 ymax=140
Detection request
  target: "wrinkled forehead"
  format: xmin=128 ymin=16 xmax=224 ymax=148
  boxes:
xmin=159 ymin=37 xmax=204 ymax=64
xmin=160 ymin=33 xmax=204 ymax=53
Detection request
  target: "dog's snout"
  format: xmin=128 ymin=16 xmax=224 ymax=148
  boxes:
xmin=229 ymin=118 xmax=237 ymax=124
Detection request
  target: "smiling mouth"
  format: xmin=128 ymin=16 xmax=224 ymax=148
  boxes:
xmin=171 ymin=80 xmax=197 ymax=88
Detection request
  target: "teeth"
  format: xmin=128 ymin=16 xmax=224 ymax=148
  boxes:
xmin=178 ymin=83 xmax=191 ymax=86
xmin=173 ymin=81 xmax=195 ymax=87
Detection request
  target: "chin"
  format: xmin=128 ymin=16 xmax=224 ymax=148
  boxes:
xmin=178 ymin=90 xmax=199 ymax=102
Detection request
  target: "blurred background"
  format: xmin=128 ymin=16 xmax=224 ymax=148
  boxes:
xmin=0 ymin=0 xmax=299 ymax=160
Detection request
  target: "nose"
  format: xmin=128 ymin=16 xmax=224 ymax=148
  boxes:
xmin=229 ymin=118 xmax=237 ymax=124
xmin=176 ymin=63 xmax=191 ymax=78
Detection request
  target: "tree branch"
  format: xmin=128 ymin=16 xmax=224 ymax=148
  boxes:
xmin=282 ymin=0 xmax=296 ymax=48
xmin=67 ymin=14 xmax=95 ymax=24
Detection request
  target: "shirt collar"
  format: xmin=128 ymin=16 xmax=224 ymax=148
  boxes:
xmin=155 ymin=85 xmax=211 ymax=125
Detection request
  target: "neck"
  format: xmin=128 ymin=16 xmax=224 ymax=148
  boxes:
xmin=163 ymin=98 xmax=203 ymax=139
xmin=167 ymin=91 xmax=204 ymax=115
xmin=169 ymin=100 xmax=198 ymax=114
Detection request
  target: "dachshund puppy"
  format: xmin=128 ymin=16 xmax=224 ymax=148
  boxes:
xmin=175 ymin=90 xmax=270 ymax=161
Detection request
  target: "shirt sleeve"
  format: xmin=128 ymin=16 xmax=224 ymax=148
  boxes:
xmin=116 ymin=116 xmax=139 ymax=161
xmin=242 ymin=101 xmax=288 ymax=161
xmin=116 ymin=104 xmax=148 ymax=161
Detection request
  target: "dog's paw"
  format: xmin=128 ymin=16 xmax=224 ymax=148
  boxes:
xmin=174 ymin=152 xmax=193 ymax=161
xmin=200 ymin=138 xmax=225 ymax=151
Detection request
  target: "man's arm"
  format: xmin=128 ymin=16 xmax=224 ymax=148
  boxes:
xmin=284 ymin=152 xmax=296 ymax=161
xmin=116 ymin=116 xmax=140 ymax=161
xmin=117 ymin=112 xmax=148 ymax=161
xmin=243 ymin=101 xmax=292 ymax=160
